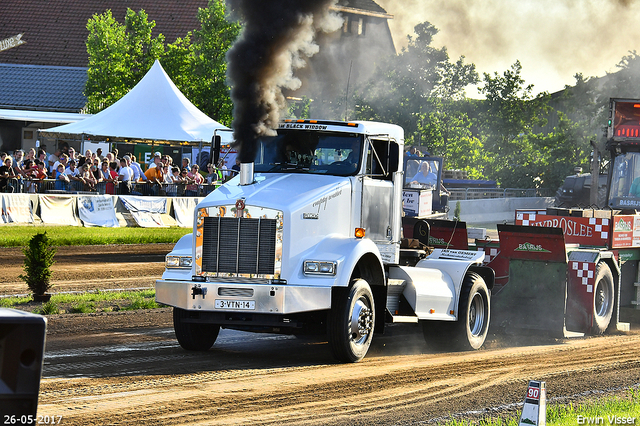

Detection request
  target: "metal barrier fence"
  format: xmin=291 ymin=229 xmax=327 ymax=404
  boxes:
xmin=3 ymin=178 xmax=219 ymax=197
xmin=448 ymin=187 xmax=553 ymax=201
xmin=3 ymin=177 xmax=552 ymax=201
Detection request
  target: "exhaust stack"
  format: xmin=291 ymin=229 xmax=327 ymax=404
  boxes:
xmin=240 ymin=162 xmax=255 ymax=185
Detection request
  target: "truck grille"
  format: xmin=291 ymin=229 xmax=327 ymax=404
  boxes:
xmin=201 ymin=217 xmax=277 ymax=275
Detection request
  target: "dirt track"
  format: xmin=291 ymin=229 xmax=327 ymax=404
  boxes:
xmin=3 ymin=245 xmax=640 ymax=424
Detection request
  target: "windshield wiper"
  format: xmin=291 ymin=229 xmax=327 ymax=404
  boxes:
xmin=267 ymin=162 xmax=310 ymax=172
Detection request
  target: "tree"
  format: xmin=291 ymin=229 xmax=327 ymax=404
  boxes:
xmin=182 ymin=0 xmax=240 ymax=125
xmin=85 ymin=1 xmax=239 ymax=125
xmin=352 ymin=22 xmax=451 ymax=142
xmin=477 ymin=61 xmax=551 ymax=187
xmin=85 ymin=9 xmax=164 ymax=113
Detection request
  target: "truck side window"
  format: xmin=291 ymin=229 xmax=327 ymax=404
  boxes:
xmin=366 ymin=139 xmax=398 ymax=181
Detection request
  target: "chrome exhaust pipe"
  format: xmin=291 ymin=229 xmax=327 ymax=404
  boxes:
xmin=239 ymin=162 xmax=254 ymax=185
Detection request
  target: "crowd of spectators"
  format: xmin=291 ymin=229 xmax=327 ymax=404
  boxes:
xmin=0 ymin=147 xmax=229 ymax=196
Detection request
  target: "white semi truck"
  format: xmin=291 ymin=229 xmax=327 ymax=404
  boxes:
xmin=156 ymin=120 xmax=494 ymax=362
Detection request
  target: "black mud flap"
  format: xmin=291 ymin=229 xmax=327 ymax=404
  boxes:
xmin=491 ymin=224 xmax=568 ymax=338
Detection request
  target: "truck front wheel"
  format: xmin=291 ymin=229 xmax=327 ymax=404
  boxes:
xmin=591 ymin=262 xmax=614 ymax=335
xmin=328 ymin=279 xmax=376 ymax=363
xmin=173 ymin=307 xmax=220 ymax=351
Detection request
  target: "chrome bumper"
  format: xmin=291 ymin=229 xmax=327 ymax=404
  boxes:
xmin=155 ymin=279 xmax=332 ymax=314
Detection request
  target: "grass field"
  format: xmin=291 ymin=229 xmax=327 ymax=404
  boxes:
xmin=0 ymin=225 xmax=190 ymax=247
xmin=0 ymin=289 xmax=160 ymax=314
xmin=437 ymin=387 xmax=640 ymax=426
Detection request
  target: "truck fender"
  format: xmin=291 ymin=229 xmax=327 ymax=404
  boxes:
xmin=297 ymin=234 xmax=384 ymax=288
xmin=416 ymin=249 xmax=487 ymax=304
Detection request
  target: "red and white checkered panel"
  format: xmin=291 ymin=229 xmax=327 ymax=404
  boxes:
xmin=588 ymin=217 xmax=609 ymax=240
xmin=516 ymin=213 xmax=538 ymax=226
xmin=570 ymin=261 xmax=596 ymax=293
xmin=478 ymin=247 xmax=499 ymax=265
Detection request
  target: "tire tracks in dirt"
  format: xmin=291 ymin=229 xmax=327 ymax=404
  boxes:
xmin=37 ymin=332 xmax=640 ymax=425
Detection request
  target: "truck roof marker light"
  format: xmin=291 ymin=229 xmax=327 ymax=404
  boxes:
xmin=309 ymin=120 xmax=317 ymax=123
xmin=347 ymin=123 xmax=357 ymax=127
xmin=430 ymin=309 xmax=436 ymax=314
xmin=634 ymin=104 xmax=640 ymax=108
xmin=297 ymin=119 xmax=305 ymax=123
xmin=450 ymin=310 xmax=455 ymax=315
xmin=355 ymin=228 xmax=366 ymax=238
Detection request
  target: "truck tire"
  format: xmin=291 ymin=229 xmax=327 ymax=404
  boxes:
xmin=173 ymin=307 xmax=220 ymax=351
xmin=591 ymin=262 xmax=614 ymax=335
xmin=423 ymin=272 xmax=490 ymax=351
xmin=328 ymin=279 xmax=375 ymax=363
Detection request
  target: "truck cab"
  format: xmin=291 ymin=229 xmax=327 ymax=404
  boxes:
xmin=157 ymin=120 xmax=493 ymax=362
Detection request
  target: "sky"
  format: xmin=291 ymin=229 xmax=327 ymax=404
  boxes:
xmin=375 ymin=0 xmax=640 ymax=96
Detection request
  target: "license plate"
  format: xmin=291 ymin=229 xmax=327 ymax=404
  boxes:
xmin=215 ymin=300 xmax=255 ymax=310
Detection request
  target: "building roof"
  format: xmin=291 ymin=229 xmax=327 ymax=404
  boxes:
xmin=0 ymin=0 xmax=207 ymax=68
xmin=0 ymin=63 xmax=88 ymax=112
xmin=337 ymin=0 xmax=388 ymax=14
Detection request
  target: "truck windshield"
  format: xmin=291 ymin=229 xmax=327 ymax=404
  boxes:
xmin=253 ymin=131 xmax=363 ymax=176
xmin=609 ymin=151 xmax=640 ymax=209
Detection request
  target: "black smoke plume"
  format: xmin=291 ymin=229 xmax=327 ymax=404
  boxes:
xmin=226 ymin=0 xmax=341 ymax=163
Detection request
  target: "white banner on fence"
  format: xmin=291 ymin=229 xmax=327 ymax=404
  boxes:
xmin=1 ymin=193 xmax=33 ymax=223
xmin=39 ymin=195 xmax=80 ymax=226
xmin=78 ymin=195 xmax=119 ymax=227
xmin=172 ymin=197 xmax=200 ymax=228
xmin=119 ymin=196 xmax=167 ymax=227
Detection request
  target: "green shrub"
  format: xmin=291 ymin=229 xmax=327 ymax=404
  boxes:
xmin=122 ymin=297 xmax=158 ymax=310
xmin=19 ymin=232 xmax=56 ymax=296
xmin=37 ymin=300 xmax=60 ymax=315
xmin=69 ymin=302 xmax=96 ymax=314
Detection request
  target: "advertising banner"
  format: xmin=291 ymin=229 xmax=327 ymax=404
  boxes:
xmin=1 ymin=193 xmax=33 ymax=223
xmin=119 ymin=196 xmax=167 ymax=227
xmin=39 ymin=195 xmax=80 ymax=226
xmin=173 ymin=197 xmax=200 ymax=228
xmin=78 ymin=195 xmax=119 ymax=227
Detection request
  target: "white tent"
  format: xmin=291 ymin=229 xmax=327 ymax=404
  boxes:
xmin=40 ymin=60 xmax=232 ymax=144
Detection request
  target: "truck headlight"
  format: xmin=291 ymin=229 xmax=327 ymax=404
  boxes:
xmin=166 ymin=255 xmax=193 ymax=269
xmin=303 ymin=260 xmax=337 ymax=275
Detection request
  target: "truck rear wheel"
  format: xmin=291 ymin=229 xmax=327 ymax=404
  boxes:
xmin=173 ymin=307 xmax=220 ymax=351
xmin=328 ymin=279 xmax=375 ymax=363
xmin=423 ymin=272 xmax=490 ymax=351
xmin=591 ymin=262 xmax=614 ymax=335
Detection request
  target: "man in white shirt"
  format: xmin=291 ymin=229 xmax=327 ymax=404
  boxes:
xmin=148 ymin=152 xmax=161 ymax=169
xmin=125 ymin=154 xmax=146 ymax=182
xmin=118 ymin=158 xmax=134 ymax=195
xmin=64 ymin=160 xmax=83 ymax=191
xmin=52 ymin=154 xmax=69 ymax=177
xmin=48 ymin=148 xmax=61 ymax=174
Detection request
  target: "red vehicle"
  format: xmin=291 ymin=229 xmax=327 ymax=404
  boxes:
xmin=424 ymin=99 xmax=640 ymax=336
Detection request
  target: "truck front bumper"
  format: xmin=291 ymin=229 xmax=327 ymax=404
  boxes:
xmin=156 ymin=279 xmax=332 ymax=314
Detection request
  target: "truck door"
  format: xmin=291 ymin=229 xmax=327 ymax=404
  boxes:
xmin=361 ymin=137 xmax=400 ymax=259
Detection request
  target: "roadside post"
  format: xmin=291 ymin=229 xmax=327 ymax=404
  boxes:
xmin=519 ymin=380 xmax=546 ymax=426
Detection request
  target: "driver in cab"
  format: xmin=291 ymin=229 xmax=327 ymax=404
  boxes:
xmin=332 ymin=139 xmax=360 ymax=172
xmin=411 ymin=161 xmax=437 ymax=187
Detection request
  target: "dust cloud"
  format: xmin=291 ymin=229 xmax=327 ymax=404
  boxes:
xmin=375 ymin=0 xmax=640 ymax=94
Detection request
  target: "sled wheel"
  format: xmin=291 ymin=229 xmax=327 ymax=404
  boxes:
xmin=591 ymin=262 xmax=614 ymax=335
xmin=328 ymin=279 xmax=375 ymax=362
xmin=173 ymin=307 xmax=220 ymax=351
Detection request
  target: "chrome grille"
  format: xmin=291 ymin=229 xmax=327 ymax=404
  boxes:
xmin=202 ymin=217 xmax=277 ymax=275
xmin=218 ymin=287 xmax=255 ymax=298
